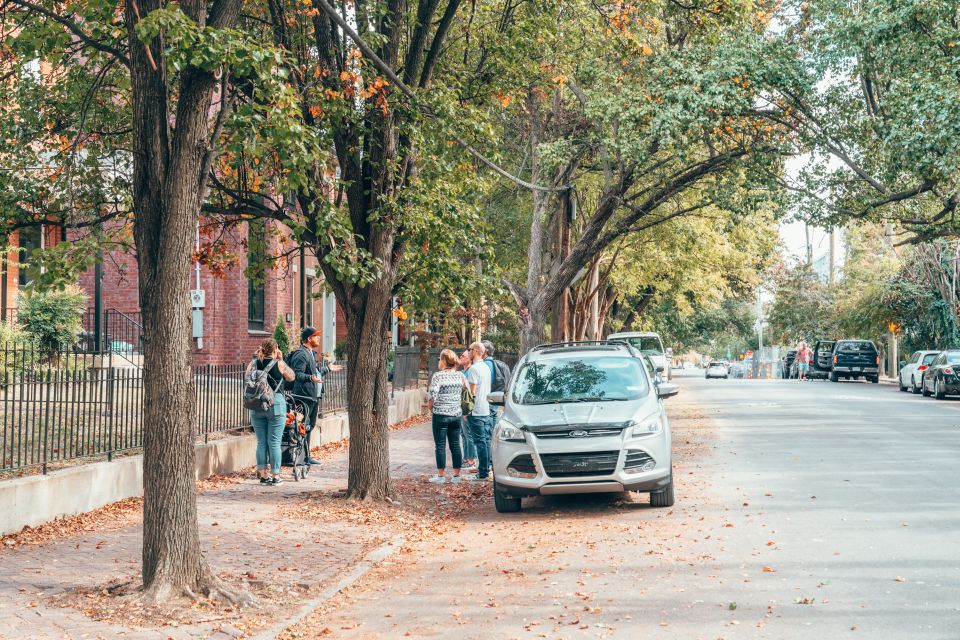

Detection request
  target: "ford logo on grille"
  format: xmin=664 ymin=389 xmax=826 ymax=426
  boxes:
xmin=569 ymin=430 xmax=589 ymax=438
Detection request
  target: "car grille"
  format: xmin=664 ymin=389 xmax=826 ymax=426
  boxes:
xmin=535 ymin=426 xmax=624 ymax=439
xmin=507 ymin=454 xmax=537 ymax=474
xmin=623 ymin=449 xmax=655 ymax=469
xmin=539 ymin=451 xmax=620 ymax=477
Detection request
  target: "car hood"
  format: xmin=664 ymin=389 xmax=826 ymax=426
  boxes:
xmin=506 ymin=398 xmax=650 ymax=433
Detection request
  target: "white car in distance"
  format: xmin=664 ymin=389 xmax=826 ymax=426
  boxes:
xmin=899 ymin=350 xmax=941 ymax=394
xmin=607 ymin=331 xmax=671 ymax=380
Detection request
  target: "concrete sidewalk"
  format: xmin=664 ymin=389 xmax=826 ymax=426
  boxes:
xmin=0 ymin=419 xmax=441 ymax=639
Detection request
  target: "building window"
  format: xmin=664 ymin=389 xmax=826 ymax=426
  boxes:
xmin=247 ymin=222 xmax=266 ymax=331
xmin=18 ymin=226 xmax=42 ymax=287
xmin=305 ymin=276 xmax=314 ymax=327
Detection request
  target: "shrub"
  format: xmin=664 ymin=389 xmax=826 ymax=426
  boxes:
xmin=334 ymin=339 xmax=348 ymax=361
xmin=272 ymin=315 xmax=291 ymax=355
xmin=17 ymin=285 xmax=88 ymax=355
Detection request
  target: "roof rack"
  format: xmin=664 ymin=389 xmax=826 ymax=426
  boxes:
xmin=530 ymin=340 xmax=629 ymax=352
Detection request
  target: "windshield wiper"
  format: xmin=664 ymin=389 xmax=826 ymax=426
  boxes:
xmin=563 ymin=396 xmax=630 ymax=403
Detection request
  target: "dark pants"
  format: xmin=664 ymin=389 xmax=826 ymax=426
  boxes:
xmin=431 ymin=414 xmax=463 ymax=470
xmin=467 ymin=414 xmax=493 ymax=478
xmin=301 ymin=399 xmax=319 ymax=456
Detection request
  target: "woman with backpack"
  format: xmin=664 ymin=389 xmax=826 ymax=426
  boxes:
xmin=427 ymin=349 xmax=466 ymax=484
xmin=246 ymin=339 xmax=296 ymax=485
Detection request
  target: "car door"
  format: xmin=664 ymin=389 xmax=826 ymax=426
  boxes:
xmin=926 ymin=354 xmax=945 ymax=391
xmin=903 ymin=351 xmax=921 ymax=385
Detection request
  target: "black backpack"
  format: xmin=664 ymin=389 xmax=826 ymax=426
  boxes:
xmin=490 ymin=359 xmax=512 ymax=393
xmin=243 ymin=359 xmax=281 ymax=412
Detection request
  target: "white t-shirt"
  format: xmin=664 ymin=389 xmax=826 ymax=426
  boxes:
xmin=466 ymin=361 xmax=491 ymax=416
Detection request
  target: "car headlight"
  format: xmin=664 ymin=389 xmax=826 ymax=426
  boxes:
xmin=630 ymin=416 xmax=663 ymax=437
xmin=496 ymin=421 xmax=526 ymax=443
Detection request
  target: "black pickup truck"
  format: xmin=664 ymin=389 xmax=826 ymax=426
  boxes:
xmin=829 ymin=339 xmax=880 ymax=383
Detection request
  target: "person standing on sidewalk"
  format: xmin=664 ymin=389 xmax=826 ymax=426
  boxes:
xmin=458 ymin=349 xmax=478 ymax=471
xmin=288 ymin=327 xmax=343 ymax=465
xmin=427 ymin=349 xmax=465 ymax=484
xmin=246 ymin=339 xmax=296 ymax=485
xmin=796 ymin=340 xmax=812 ymax=381
xmin=465 ymin=341 xmax=493 ymax=481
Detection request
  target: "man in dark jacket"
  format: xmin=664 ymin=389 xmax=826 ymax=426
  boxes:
xmin=288 ymin=327 xmax=343 ymax=465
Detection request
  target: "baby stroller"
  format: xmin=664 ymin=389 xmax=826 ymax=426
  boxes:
xmin=281 ymin=392 xmax=310 ymax=481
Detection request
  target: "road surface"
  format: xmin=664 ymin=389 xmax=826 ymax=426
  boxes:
xmin=287 ymin=370 xmax=960 ymax=639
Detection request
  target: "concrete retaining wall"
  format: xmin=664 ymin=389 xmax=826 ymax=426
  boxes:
xmin=0 ymin=388 xmax=426 ymax=536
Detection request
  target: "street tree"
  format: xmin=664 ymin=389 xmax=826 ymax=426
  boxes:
xmin=0 ymin=0 xmax=297 ymax=603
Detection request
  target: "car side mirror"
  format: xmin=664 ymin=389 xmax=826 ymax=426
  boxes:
xmin=657 ymin=382 xmax=679 ymax=399
xmin=655 ymin=365 xmax=665 ymax=373
xmin=488 ymin=391 xmax=505 ymax=406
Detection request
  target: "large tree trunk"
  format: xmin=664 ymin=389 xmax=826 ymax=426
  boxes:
xmin=519 ymin=300 xmax=548 ymax=354
xmin=129 ymin=0 xmax=247 ymax=604
xmin=342 ymin=280 xmax=394 ymax=500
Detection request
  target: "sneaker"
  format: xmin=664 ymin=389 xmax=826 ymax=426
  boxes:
xmin=258 ymin=477 xmax=270 ymax=484
xmin=428 ymin=475 xmax=447 ymax=484
xmin=269 ymin=477 xmax=283 ymax=486
xmin=449 ymin=476 xmax=462 ymax=484
xmin=464 ymin=474 xmax=490 ymax=482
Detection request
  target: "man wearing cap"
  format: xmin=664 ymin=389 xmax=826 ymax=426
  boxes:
xmin=289 ymin=327 xmax=344 ymax=465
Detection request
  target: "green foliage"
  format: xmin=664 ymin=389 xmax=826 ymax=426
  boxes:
xmin=334 ymin=340 xmax=348 ymax=362
xmin=17 ymin=285 xmax=88 ymax=355
xmin=272 ymin=315 xmax=291 ymax=355
xmin=766 ymin=263 xmax=835 ymax=345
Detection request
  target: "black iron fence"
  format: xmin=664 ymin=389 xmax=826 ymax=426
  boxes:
xmin=0 ymin=346 xmax=247 ymax=474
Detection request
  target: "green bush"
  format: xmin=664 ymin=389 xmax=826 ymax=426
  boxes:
xmin=17 ymin=285 xmax=88 ymax=355
xmin=272 ymin=315 xmax=291 ymax=355
xmin=334 ymin=339 xmax=348 ymax=361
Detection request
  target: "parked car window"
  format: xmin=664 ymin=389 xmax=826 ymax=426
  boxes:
xmin=613 ymin=336 xmax=664 ymax=356
xmin=512 ymin=356 xmax=649 ymax=405
xmin=910 ymin=351 xmax=922 ymax=363
xmin=922 ymin=353 xmax=938 ymax=365
xmin=947 ymin=353 xmax=960 ymax=365
xmin=934 ymin=354 xmax=946 ymax=365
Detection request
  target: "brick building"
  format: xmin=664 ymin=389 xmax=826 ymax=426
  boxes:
xmin=1 ymin=219 xmax=348 ymax=365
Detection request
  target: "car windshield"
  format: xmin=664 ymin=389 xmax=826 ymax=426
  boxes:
xmin=837 ymin=341 xmax=876 ymax=352
xmin=512 ymin=356 xmax=649 ymax=405
xmin=612 ymin=336 xmax=664 ymax=356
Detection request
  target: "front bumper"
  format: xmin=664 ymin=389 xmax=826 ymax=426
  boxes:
xmin=493 ymin=429 xmax=672 ymax=496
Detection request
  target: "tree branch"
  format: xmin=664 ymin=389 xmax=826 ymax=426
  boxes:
xmin=7 ymin=0 xmax=129 ymax=66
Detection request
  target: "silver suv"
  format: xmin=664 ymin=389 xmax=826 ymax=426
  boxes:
xmin=488 ymin=341 xmax=679 ymax=513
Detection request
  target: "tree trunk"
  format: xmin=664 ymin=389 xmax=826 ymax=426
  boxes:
xmin=343 ymin=288 xmax=394 ymax=500
xmin=128 ymin=0 xmax=247 ymax=604
xmin=519 ymin=300 xmax=548 ymax=354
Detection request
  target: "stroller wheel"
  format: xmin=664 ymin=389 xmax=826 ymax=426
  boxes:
xmin=302 ymin=464 xmax=310 ymax=477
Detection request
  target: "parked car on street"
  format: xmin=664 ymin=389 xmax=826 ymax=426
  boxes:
xmin=783 ymin=349 xmax=797 ymax=379
xmin=920 ymin=350 xmax=960 ymax=399
xmin=899 ymin=350 xmax=941 ymax=394
xmin=705 ymin=361 xmax=729 ymax=379
xmin=607 ymin=331 xmax=671 ymax=380
xmin=829 ymin=339 xmax=880 ymax=383
xmin=808 ymin=340 xmax=835 ymax=380
xmin=489 ymin=341 xmax=678 ymax=513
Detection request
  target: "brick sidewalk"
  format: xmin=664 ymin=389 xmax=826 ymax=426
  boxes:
xmin=0 ymin=420 xmax=440 ymax=639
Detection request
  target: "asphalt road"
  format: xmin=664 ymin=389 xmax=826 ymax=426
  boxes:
xmin=292 ymin=369 xmax=960 ymax=639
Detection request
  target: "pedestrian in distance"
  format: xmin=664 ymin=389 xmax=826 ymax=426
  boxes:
xmin=427 ymin=349 xmax=466 ymax=484
xmin=245 ymin=339 xmax=296 ymax=485
xmin=465 ymin=341 xmax=494 ymax=481
xmin=796 ymin=340 xmax=812 ymax=381
xmin=481 ymin=340 xmax=512 ymax=427
xmin=287 ymin=327 xmax=344 ymax=465
xmin=459 ymin=349 xmax=478 ymax=471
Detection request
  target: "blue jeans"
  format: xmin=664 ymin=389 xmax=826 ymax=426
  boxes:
xmin=432 ymin=414 xmax=463 ymax=470
xmin=251 ymin=395 xmax=286 ymax=475
xmin=467 ymin=414 xmax=493 ymax=478
xmin=461 ymin=416 xmax=477 ymax=460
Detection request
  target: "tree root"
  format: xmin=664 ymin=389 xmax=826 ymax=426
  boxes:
xmin=135 ymin=562 xmax=257 ymax=608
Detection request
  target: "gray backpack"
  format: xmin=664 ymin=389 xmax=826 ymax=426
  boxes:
xmin=243 ymin=359 xmax=281 ymax=412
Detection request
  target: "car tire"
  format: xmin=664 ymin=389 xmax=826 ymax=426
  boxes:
xmin=650 ymin=473 xmax=675 ymax=508
xmin=493 ymin=480 xmax=521 ymax=513
xmin=899 ymin=377 xmax=907 ymax=392
xmin=923 ymin=380 xmax=933 ymax=397
xmin=869 ymin=376 xmax=879 ymax=384
xmin=829 ymin=372 xmax=838 ymax=383
xmin=936 ymin=378 xmax=947 ymax=400
xmin=911 ymin=377 xmax=921 ymax=394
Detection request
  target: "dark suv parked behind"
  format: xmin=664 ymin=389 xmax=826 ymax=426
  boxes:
xmin=830 ymin=340 xmax=880 ymax=383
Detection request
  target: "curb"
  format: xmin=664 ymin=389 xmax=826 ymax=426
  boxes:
xmin=252 ymin=534 xmax=405 ymax=640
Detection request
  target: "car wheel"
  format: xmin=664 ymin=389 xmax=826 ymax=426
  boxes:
xmin=936 ymin=378 xmax=947 ymax=400
xmin=650 ymin=472 xmax=675 ymax=508
xmin=923 ymin=379 xmax=933 ymax=397
xmin=911 ymin=377 xmax=921 ymax=394
xmin=829 ymin=372 xmax=838 ymax=382
xmin=870 ymin=376 xmax=879 ymax=384
xmin=899 ymin=376 xmax=907 ymax=392
xmin=493 ymin=479 xmax=521 ymax=513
